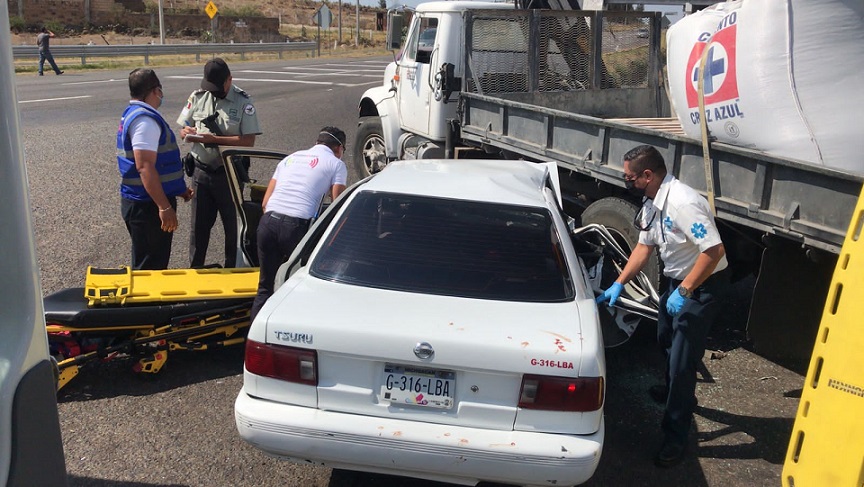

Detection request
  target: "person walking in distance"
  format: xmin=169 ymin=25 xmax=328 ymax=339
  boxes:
xmin=177 ymin=58 xmax=261 ymax=268
xmin=118 ymin=68 xmax=193 ymax=270
xmin=37 ymin=27 xmax=64 ymax=76
xmin=595 ymin=145 xmax=729 ymax=467
xmin=250 ymin=127 xmax=348 ymax=321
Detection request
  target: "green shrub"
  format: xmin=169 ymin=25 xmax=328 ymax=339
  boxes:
xmin=220 ymin=5 xmax=263 ymax=17
xmin=9 ymin=16 xmax=25 ymax=33
xmin=44 ymin=20 xmax=65 ymax=34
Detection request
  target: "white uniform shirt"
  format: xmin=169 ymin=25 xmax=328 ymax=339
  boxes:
xmin=265 ymin=144 xmax=347 ymax=220
xmin=127 ymin=101 xmax=161 ymax=152
xmin=637 ymin=174 xmax=728 ymax=280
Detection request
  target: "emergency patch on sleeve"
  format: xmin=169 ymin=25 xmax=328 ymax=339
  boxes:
xmin=690 ymin=222 xmax=708 ymax=239
xmin=244 ymin=103 xmax=255 ymax=115
xmin=663 ymin=215 xmax=673 ymax=231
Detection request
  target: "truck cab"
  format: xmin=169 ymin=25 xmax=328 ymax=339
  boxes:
xmin=355 ymin=1 xmax=512 ymax=176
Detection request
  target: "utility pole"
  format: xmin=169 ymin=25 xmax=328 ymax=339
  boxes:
xmin=158 ymin=0 xmax=165 ymax=44
xmin=338 ymin=0 xmax=343 ymax=44
xmin=355 ymin=0 xmax=360 ymax=47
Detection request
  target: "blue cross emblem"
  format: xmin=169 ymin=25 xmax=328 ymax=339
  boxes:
xmin=692 ymin=45 xmax=726 ymax=95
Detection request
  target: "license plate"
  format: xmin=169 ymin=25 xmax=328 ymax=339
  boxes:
xmin=381 ymin=364 xmax=455 ymax=409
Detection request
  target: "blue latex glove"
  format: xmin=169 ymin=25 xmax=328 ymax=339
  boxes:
xmin=666 ymin=291 xmax=686 ymax=316
xmin=596 ymin=282 xmax=624 ymax=307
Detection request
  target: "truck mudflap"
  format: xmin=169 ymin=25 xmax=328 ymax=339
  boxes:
xmin=574 ymin=223 xmax=660 ymax=347
xmin=44 ymin=266 xmax=257 ymax=391
xmin=747 ymin=237 xmax=836 ymax=371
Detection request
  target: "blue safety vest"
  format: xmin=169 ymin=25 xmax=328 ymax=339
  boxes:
xmin=117 ymin=103 xmax=185 ymax=202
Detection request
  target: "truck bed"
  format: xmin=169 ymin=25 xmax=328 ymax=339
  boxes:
xmin=460 ymin=91 xmax=862 ymax=253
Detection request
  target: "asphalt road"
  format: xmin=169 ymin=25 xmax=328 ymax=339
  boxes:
xmin=16 ymin=56 xmax=806 ymax=487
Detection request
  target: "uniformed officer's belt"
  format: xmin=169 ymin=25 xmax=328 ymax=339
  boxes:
xmin=195 ymin=161 xmax=223 ymax=174
xmin=265 ymin=211 xmax=310 ymax=226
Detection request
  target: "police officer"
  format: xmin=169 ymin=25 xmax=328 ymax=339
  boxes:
xmin=177 ymin=58 xmax=261 ymax=268
xmin=118 ymin=68 xmax=193 ymax=270
xmin=596 ymin=145 xmax=729 ymax=467
xmin=250 ymin=127 xmax=348 ymax=321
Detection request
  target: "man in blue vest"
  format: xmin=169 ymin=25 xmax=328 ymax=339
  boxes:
xmin=118 ymin=68 xmax=193 ymax=270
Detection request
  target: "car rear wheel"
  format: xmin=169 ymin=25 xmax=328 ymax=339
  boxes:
xmin=352 ymin=116 xmax=388 ymax=182
xmin=581 ymin=197 xmax=661 ymax=287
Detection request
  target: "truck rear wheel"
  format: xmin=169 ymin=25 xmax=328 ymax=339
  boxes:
xmin=581 ymin=197 xmax=662 ymax=289
xmin=352 ymin=116 xmax=388 ymax=181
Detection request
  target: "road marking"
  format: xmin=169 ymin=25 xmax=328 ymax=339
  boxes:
xmin=318 ymin=63 xmax=391 ymax=68
xmin=273 ymin=66 xmax=386 ymax=73
xmin=240 ymin=69 xmax=380 ymax=78
xmin=19 ymin=95 xmax=92 ymax=104
xmin=62 ymin=79 xmax=126 ymax=86
xmin=168 ymin=75 xmax=382 ymax=87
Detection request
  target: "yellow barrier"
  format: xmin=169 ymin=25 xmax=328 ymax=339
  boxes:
xmin=84 ymin=266 xmax=259 ymax=306
xmin=783 ymin=187 xmax=864 ymax=486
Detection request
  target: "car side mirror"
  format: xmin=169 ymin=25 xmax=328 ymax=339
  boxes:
xmin=387 ymin=13 xmax=403 ymax=51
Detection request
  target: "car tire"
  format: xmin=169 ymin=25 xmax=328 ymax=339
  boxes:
xmin=352 ymin=116 xmax=387 ymax=183
xmin=580 ymin=196 xmax=662 ymax=289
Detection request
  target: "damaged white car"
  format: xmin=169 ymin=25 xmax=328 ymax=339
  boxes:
xmin=234 ymin=159 xmax=656 ymax=487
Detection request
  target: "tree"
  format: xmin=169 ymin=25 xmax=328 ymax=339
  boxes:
xmin=378 ymin=0 xmax=387 ymax=9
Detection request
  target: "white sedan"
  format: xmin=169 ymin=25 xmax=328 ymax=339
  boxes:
xmin=235 ymin=159 xmax=606 ymax=487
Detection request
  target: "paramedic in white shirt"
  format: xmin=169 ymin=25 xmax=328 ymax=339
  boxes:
xmin=596 ymin=144 xmax=729 ymax=468
xmin=249 ymin=127 xmax=348 ymax=321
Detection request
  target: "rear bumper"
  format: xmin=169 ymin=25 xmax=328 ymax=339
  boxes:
xmin=235 ymin=391 xmax=603 ymax=487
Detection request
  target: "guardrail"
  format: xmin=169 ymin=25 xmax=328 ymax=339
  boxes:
xmin=11 ymin=42 xmax=318 ymax=65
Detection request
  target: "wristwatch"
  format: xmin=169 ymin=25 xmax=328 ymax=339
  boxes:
xmin=677 ymin=285 xmax=693 ymax=299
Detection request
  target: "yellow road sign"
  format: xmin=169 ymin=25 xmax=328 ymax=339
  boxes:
xmin=205 ymin=1 xmax=218 ymax=19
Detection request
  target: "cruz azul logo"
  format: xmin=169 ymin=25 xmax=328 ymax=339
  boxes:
xmin=685 ymin=12 xmax=744 ymax=126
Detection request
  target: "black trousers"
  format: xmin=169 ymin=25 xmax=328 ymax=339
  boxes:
xmin=656 ymin=268 xmax=729 ymax=446
xmin=250 ymin=211 xmax=310 ymax=322
xmin=121 ymin=196 xmax=176 ymax=270
xmin=190 ymin=168 xmax=237 ymax=268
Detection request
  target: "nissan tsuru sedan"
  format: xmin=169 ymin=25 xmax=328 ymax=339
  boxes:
xmin=235 ymin=159 xmax=605 ymax=487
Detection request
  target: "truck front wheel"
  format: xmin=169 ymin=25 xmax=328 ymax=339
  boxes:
xmin=580 ymin=197 xmax=662 ymax=290
xmin=353 ymin=116 xmax=388 ymax=180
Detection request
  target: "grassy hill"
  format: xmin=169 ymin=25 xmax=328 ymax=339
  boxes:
xmin=10 ymin=0 xmax=386 ymax=45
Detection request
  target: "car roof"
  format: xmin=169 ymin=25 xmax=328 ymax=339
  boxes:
xmin=415 ymin=1 xmax=514 ymax=13
xmin=359 ymin=159 xmax=552 ymax=208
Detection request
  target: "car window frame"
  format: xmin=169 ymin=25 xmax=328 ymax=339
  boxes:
xmin=275 ymin=176 xmax=370 ymax=288
xmin=307 ymin=190 xmax=577 ymax=303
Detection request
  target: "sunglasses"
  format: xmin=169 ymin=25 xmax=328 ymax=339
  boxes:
xmin=623 ymin=170 xmax=646 ymax=182
xmin=633 ymin=205 xmax=657 ymax=232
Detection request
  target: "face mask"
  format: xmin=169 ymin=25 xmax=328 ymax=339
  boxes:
xmin=625 ymin=179 xmax=645 ymax=198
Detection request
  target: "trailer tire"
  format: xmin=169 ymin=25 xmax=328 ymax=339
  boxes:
xmin=581 ymin=197 xmax=662 ymax=288
xmin=352 ymin=116 xmax=387 ymax=182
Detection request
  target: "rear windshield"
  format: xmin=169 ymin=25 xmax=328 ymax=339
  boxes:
xmin=310 ymin=191 xmax=574 ymax=302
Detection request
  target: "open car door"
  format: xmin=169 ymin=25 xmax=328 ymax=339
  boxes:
xmin=221 ymin=148 xmax=290 ymax=268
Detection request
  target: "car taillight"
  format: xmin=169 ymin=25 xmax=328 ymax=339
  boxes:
xmin=518 ymin=374 xmax=604 ymax=412
xmin=245 ymin=339 xmax=317 ymax=386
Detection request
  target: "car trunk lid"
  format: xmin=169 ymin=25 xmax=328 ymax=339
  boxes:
xmin=262 ymin=272 xmax=587 ymax=431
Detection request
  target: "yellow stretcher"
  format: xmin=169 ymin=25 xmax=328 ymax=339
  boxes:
xmin=782 ymin=186 xmax=864 ymax=486
xmin=44 ymin=266 xmax=259 ymax=391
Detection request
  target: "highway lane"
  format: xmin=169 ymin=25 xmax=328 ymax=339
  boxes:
xmin=18 ymin=57 xmax=391 ymax=296
xmin=16 ymin=56 xmax=800 ymax=487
